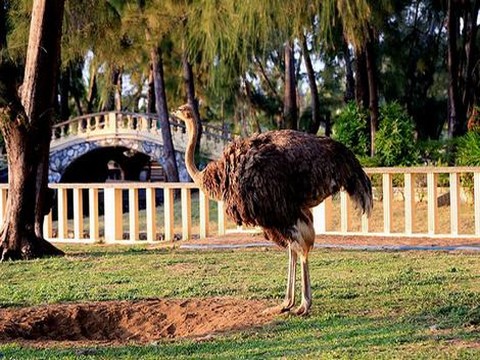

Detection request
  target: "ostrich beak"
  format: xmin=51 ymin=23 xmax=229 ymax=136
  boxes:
xmin=172 ymin=108 xmax=182 ymax=119
xmin=172 ymin=105 xmax=190 ymax=122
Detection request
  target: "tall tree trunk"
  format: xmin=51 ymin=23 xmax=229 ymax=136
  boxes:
xmin=301 ymin=34 xmax=321 ymax=134
xmin=0 ymin=1 xmax=7 ymax=54
xmin=447 ymin=0 xmax=464 ymax=138
xmin=151 ymin=45 xmax=179 ymax=182
xmin=283 ymin=42 xmax=298 ymax=130
xmin=69 ymin=59 xmax=84 ymax=116
xmin=182 ymin=51 xmax=203 ymax=173
xmin=0 ymin=0 xmax=65 ymax=260
xmin=114 ymin=66 xmax=122 ymax=111
xmin=354 ymin=48 xmax=369 ymax=109
xmin=59 ymin=67 xmax=71 ymax=120
xmin=365 ymin=28 xmax=380 ymax=156
xmin=103 ymin=65 xmax=121 ymax=111
xmin=354 ymin=47 xmax=371 ymax=156
xmin=343 ymin=38 xmax=355 ymax=104
xmin=71 ymin=89 xmax=83 ymax=116
xmin=147 ymin=65 xmax=156 ymax=113
xmin=461 ymin=1 xmax=479 ymax=123
xmin=86 ymin=71 xmax=98 ymax=113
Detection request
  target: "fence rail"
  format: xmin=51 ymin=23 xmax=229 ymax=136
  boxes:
xmin=313 ymin=166 xmax=480 ymax=238
xmin=0 ymin=166 xmax=478 ymax=244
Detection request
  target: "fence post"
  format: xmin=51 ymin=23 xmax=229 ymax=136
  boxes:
xmin=89 ymin=188 xmax=99 ymax=242
xmin=73 ymin=188 xmax=84 ymax=240
xmin=0 ymin=188 xmax=7 ymax=224
xmin=449 ymin=172 xmax=460 ymax=235
xmin=474 ymin=172 xmax=480 ymax=236
xmin=43 ymin=211 xmax=53 ymax=239
xmin=129 ymin=188 xmax=139 ymax=241
xmin=217 ymin=200 xmax=226 ymax=236
xmin=427 ymin=172 xmax=438 ymax=235
xmin=164 ymin=188 xmax=174 ymax=241
xmin=199 ymin=191 xmax=210 ymax=238
xmin=181 ymin=188 xmax=192 ymax=240
xmin=146 ymin=187 xmax=156 ymax=242
xmin=340 ymin=191 xmax=351 ymax=232
xmin=57 ymin=188 xmax=68 ymax=239
xmin=404 ymin=173 xmax=416 ymax=234
xmin=383 ymin=173 xmax=393 ymax=234
xmin=104 ymin=187 xmax=122 ymax=242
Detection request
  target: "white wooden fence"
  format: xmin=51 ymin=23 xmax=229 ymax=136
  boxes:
xmin=0 ymin=167 xmax=478 ymax=243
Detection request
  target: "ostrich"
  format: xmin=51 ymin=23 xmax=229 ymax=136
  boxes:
xmin=173 ymin=104 xmax=373 ymax=315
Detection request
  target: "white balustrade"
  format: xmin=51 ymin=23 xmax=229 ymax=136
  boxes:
xmin=1 ymin=167 xmax=480 ymax=244
xmin=50 ymin=111 xmax=232 ymax=160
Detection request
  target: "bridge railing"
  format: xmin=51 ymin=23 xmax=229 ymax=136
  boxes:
xmin=0 ymin=166 xmax=478 ymax=243
xmin=51 ymin=112 xmax=233 ymax=159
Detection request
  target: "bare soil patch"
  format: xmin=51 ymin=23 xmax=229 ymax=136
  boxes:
xmin=0 ymin=298 xmax=275 ymax=347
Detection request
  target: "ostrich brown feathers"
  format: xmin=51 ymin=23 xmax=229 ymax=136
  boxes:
xmin=200 ymin=130 xmax=372 ymax=247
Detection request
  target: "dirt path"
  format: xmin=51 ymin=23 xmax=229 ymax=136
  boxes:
xmin=177 ymin=232 xmax=480 ymax=251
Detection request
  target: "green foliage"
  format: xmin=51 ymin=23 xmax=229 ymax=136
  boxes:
xmin=358 ymin=155 xmax=380 ymax=168
xmin=455 ymin=130 xmax=480 ymax=196
xmin=332 ymin=102 xmax=369 ymax=157
xmin=375 ymin=102 xmax=418 ymax=166
xmin=456 ymin=130 xmax=480 ymax=167
xmin=416 ymin=138 xmax=457 ymax=166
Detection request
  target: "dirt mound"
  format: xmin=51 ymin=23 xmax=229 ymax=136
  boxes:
xmin=0 ymin=298 xmax=275 ymax=345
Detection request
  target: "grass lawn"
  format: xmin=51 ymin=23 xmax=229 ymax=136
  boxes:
xmin=1 ymin=244 xmax=480 ymax=359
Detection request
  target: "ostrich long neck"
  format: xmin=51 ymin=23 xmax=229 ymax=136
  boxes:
xmin=184 ymin=118 xmax=203 ymax=186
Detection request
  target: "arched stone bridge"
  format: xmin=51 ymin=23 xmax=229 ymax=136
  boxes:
xmin=48 ymin=111 xmax=232 ymax=183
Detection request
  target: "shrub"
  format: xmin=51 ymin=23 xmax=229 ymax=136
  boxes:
xmin=375 ymin=102 xmax=418 ymax=166
xmin=456 ymin=130 xmax=480 ymax=198
xmin=416 ymin=138 xmax=457 ymax=166
xmin=456 ymin=131 xmax=480 ymax=167
xmin=333 ymin=102 xmax=369 ymax=157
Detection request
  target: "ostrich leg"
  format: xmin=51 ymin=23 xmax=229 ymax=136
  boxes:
xmin=294 ymin=209 xmax=315 ymax=316
xmin=295 ymin=249 xmax=312 ymax=315
xmin=280 ymin=244 xmax=297 ymax=311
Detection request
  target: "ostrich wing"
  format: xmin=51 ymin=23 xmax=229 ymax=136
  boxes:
xmin=221 ymin=130 xmax=372 ymax=229
xmin=222 ymin=131 xmax=323 ymax=228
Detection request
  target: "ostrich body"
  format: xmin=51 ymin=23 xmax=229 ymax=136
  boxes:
xmin=174 ymin=105 xmax=373 ymax=315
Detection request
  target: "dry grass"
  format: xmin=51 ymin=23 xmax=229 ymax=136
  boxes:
xmin=329 ymin=196 xmax=475 ymax=235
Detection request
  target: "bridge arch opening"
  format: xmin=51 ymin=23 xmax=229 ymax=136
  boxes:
xmin=59 ymin=146 xmax=165 ymax=183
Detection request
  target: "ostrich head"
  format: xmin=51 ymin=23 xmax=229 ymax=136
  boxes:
xmin=173 ymin=104 xmax=196 ymax=133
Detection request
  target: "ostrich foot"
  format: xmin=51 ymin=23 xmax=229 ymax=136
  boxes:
xmin=262 ymin=301 xmax=294 ymax=315
xmin=295 ymin=301 xmax=311 ymax=316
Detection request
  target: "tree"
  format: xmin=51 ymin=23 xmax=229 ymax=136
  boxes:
xmin=0 ymin=0 xmax=65 ymax=260
xmin=283 ymin=41 xmax=298 ymax=130
xmin=150 ymin=43 xmax=179 ymax=181
xmin=321 ymin=0 xmax=388 ymax=155
xmin=446 ymin=0 xmax=480 ymax=138
xmin=381 ymin=0 xmax=447 ymax=140
xmin=301 ymin=33 xmax=322 ymax=134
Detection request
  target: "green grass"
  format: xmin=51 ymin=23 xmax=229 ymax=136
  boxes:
xmin=1 ymin=245 xmax=480 ymax=359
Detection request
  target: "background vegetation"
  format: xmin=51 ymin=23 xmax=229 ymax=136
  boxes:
xmin=3 ymin=0 xmax=480 ymax=167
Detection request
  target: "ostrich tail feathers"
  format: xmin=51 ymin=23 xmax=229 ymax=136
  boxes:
xmin=345 ymin=168 xmax=373 ymax=216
